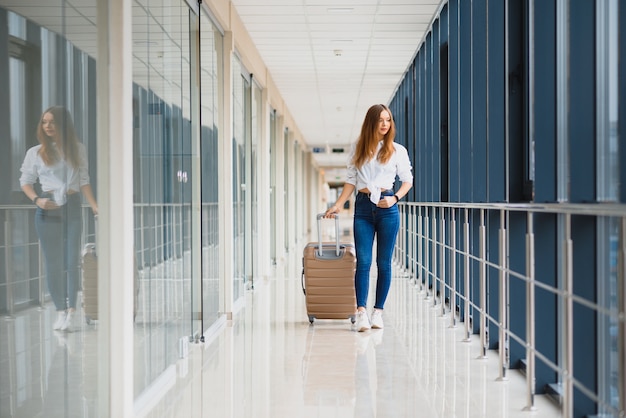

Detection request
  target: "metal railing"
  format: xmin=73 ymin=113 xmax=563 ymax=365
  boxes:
xmin=394 ymin=201 xmax=625 ymax=417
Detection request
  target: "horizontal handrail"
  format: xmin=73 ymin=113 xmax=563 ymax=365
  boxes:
xmin=394 ymin=201 xmax=625 ymax=417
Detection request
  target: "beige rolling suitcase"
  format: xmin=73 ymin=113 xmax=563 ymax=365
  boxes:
xmin=301 ymin=214 xmax=356 ymax=324
xmin=81 ymin=219 xmax=139 ymax=324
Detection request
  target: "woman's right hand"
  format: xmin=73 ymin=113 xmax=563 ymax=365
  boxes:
xmin=324 ymin=204 xmax=339 ymax=218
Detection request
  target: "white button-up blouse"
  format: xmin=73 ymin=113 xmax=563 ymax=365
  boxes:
xmin=19 ymin=143 xmax=90 ymax=205
xmin=345 ymin=141 xmax=413 ymax=204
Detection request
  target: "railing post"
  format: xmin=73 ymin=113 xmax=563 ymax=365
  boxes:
xmin=397 ymin=204 xmax=402 ymax=263
xmin=463 ymin=208 xmax=471 ymax=342
xmin=497 ymin=210 xmax=509 ymax=381
xmin=418 ymin=206 xmax=424 ymax=291
xmin=563 ymin=213 xmax=574 ymax=418
xmin=409 ymin=205 xmax=419 ymax=284
xmin=440 ymin=206 xmax=446 ymax=315
xmin=479 ymin=209 xmax=487 ymax=358
xmin=424 ymin=207 xmax=431 ymax=299
xmin=38 ymin=237 xmax=45 ymax=308
xmin=524 ymin=211 xmax=537 ymax=411
xmin=432 ymin=207 xmax=438 ymax=307
xmin=449 ymin=208 xmax=457 ymax=328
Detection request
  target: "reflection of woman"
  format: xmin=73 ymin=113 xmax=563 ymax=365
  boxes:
xmin=20 ymin=106 xmax=98 ymax=331
xmin=325 ymin=104 xmax=413 ymax=332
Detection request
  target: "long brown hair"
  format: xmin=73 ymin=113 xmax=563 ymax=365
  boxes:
xmin=351 ymin=104 xmax=396 ymax=169
xmin=37 ymin=106 xmax=81 ymax=167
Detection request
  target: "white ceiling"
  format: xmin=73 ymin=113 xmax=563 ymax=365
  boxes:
xmin=1 ymin=0 xmax=443 ymax=184
xmin=231 ymin=0 xmax=442 ymax=183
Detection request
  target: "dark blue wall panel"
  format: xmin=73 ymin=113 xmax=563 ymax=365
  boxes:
xmin=534 ymin=213 xmax=558 ymax=391
xmin=471 ymin=0 xmax=488 ymax=203
xmin=507 ymin=0 xmax=527 ymax=202
xmin=459 ymin=0 xmax=472 ymax=202
xmin=508 ymin=212 xmax=527 ymax=368
xmin=433 ymin=20 xmax=441 ymax=202
xmin=571 ymin=216 xmax=597 ymax=418
xmin=533 ymin=0 xmax=557 ymax=202
xmin=487 ymin=0 xmax=506 ymax=202
xmin=449 ymin=0 xmax=460 ymax=203
xmin=569 ymin=0 xmax=596 ymax=203
xmin=425 ymin=33 xmax=433 ymax=201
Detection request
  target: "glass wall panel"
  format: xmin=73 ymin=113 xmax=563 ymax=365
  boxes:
xmin=232 ymin=56 xmax=248 ymax=301
xmin=199 ymin=7 xmax=222 ymax=330
xmin=250 ymin=82 xmax=261 ymax=284
xmin=269 ymin=110 xmax=277 ymax=264
xmin=0 ymin=2 xmax=99 ymax=417
xmin=131 ymin=0 xmax=193 ymax=399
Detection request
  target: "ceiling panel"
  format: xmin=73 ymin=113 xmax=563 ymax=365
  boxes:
xmin=232 ymin=0 xmax=441 ymax=183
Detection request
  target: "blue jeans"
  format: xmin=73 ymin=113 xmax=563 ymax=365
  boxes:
xmin=35 ymin=193 xmax=82 ymax=311
xmin=353 ymin=191 xmax=399 ymax=310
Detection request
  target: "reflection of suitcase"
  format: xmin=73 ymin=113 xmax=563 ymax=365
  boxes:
xmin=81 ymin=221 xmax=139 ymax=324
xmin=301 ymin=214 xmax=356 ymax=324
xmin=301 ymin=327 xmax=357 ymax=405
xmin=82 ymin=243 xmax=98 ymax=324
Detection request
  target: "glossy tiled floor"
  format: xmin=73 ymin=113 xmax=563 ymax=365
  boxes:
xmin=0 ymin=249 xmax=562 ymax=418
xmin=140 ymin=253 xmax=561 ymax=418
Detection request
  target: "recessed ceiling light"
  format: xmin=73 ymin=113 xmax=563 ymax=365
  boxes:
xmin=327 ymin=7 xmax=354 ymax=14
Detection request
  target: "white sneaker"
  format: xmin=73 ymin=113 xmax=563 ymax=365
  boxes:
xmin=53 ymin=311 xmax=66 ymax=330
xmin=371 ymin=310 xmax=384 ymax=329
xmin=60 ymin=310 xmax=75 ymax=332
xmin=355 ymin=311 xmax=370 ymax=332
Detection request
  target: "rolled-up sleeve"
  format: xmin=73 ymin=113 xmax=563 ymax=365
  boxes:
xmin=344 ymin=145 xmax=357 ymax=185
xmin=396 ymin=145 xmax=413 ymax=183
xmin=19 ymin=148 xmax=38 ymax=186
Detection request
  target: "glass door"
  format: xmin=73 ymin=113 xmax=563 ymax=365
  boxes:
xmin=131 ymin=0 xmax=193 ymax=397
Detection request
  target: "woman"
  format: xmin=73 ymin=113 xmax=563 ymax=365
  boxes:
xmin=20 ymin=106 xmax=98 ymax=331
xmin=325 ymin=104 xmax=412 ymax=332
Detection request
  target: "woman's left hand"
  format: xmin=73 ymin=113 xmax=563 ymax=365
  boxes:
xmin=377 ymin=196 xmax=397 ymax=208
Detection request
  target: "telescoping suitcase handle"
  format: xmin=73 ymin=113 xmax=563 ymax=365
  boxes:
xmin=316 ymin=213 xmax=340 ymax=258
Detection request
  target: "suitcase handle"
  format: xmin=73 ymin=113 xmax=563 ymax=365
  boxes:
xmin=316 ymin=213 xmax=340 ymax=257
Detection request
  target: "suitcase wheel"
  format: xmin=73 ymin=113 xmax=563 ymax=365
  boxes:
xmin=350 ymin=315 xmax=356 ymax=324
xmin=308 ymin=315 xmax=315 ymax=324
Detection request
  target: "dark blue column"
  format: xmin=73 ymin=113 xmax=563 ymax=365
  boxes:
xmin=507 ymin=0 xmax=527 ymax=202
xmin=569 ymin=0 xmax=596 ymax=203
xmin=487 ymin=0 xmax=506 ymax=202
xmin=533 ymin=0 xmax=557 ymax=202
xmin=417 ymin=50 xmax=426 ymax=202
xmin=459 ymin=0 xmax=472 ymax=202
xmin=432 ymin=20 xmax=441 ymax=203
xmin=448 ymin=0 xmax=460 ymax=203
xmin=410 ymin=64 xmax=418 ymax=202
xmin=425 ymin=33 xmax=433 ymax=201
xmin=439 ymin=5 xmax=450 ymax=203
xmin=472 ymin=0 xmax=487 ymax=203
